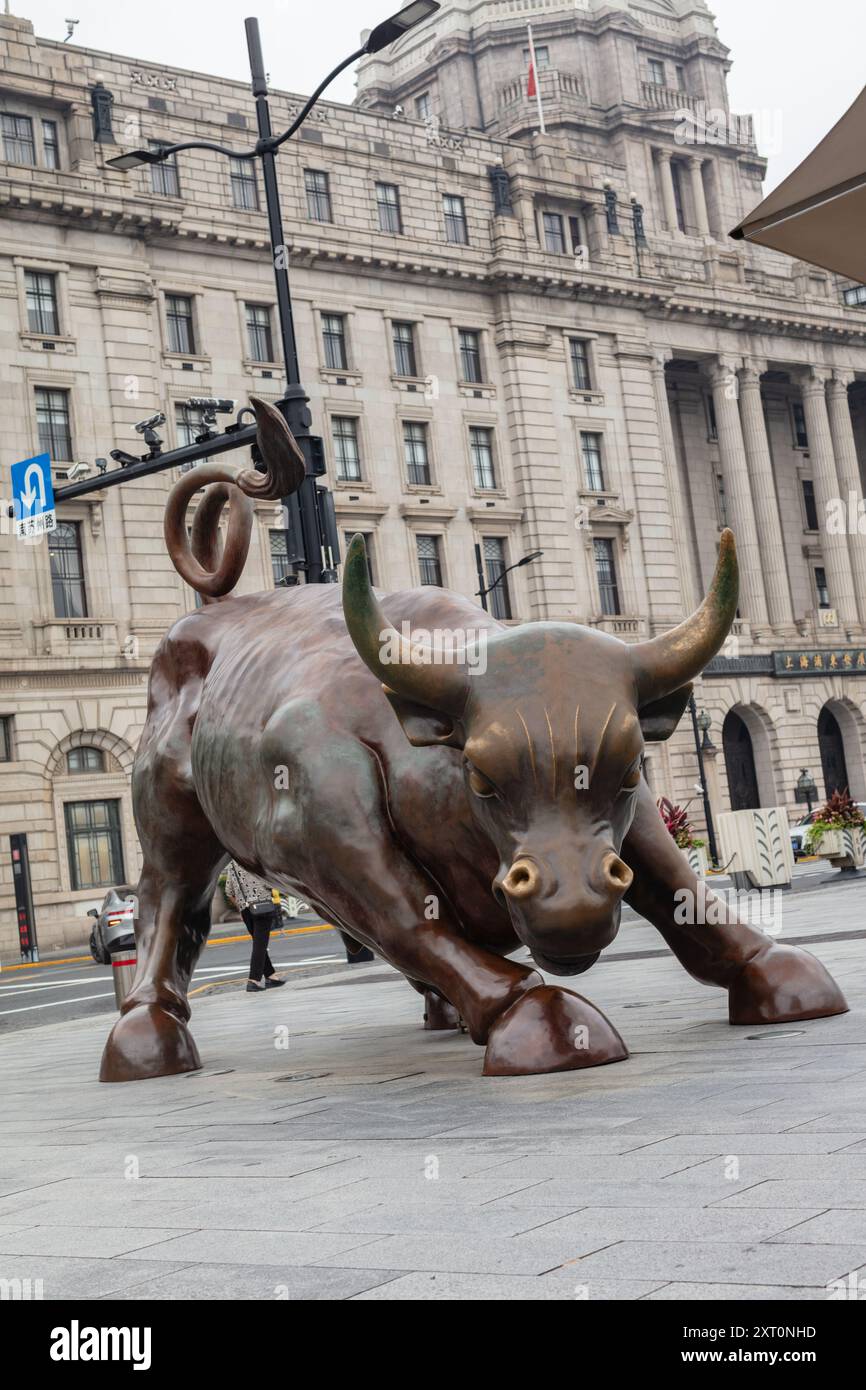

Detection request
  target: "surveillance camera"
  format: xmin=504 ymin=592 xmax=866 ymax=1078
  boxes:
xmin=185 ymin=398 xmax=234 ymax=414
xmin=67 ymin=462 xmax=92 ymax=481
xmin=134 ymin=413 xmax=166 ymax=434
xmin=95 ymin=458 xmax=108 ymax=474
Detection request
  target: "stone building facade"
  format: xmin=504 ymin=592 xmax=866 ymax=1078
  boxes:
xmin=3 ymin=0 xmax=866 ymax=954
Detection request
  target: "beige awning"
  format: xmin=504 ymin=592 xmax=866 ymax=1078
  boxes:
xmin=730 ymin=84 xmax=866 ymax=283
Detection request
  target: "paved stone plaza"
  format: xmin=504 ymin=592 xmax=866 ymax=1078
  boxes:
xmin=1 ymin=882 xmax=865 ymax=1301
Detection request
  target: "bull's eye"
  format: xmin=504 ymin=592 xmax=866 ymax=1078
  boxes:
xmin=621 ymin=765 xmax=641 ymax=791
xmin=466 ymin=763 xmax=497 ymax=799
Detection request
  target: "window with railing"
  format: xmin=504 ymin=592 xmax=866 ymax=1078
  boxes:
xmin=149 ymin=141 xmax=180 ymax=196
xmin=648 ymin=58 xmax=666 ymax=86
xmin=482 ymin=536 xmax=512 ymax=620
xmin=36 ymin=386 xmax=72 ymax=460
xmin=443 ymin=193 xmax=469 ymax=245
xmin=470 ymin=426 xmax=497 ymax=490
xmin=594 ymin=537 xmax=621 ymax=616
xmin=403 ymin=421 xmax=431 ymax=486
xmin=332 ymin=416 xmax=362 ymax=482
xmin=459 ymin=329 xmax=483 ymax=383
xmin=165 ymin=294 xmax=196 ymax=354
xmin=49 ymin=520 xmax=87 ymax=619
xmin=65 ymin=799 xmax=125 ymax=891
xmin=522 ymin=45 xmax=550 ymax=69
xmin=230 ymin=156 xmax=259 ymax=210
xmin=581 ymin=432 xmax=605 ymax=492
xmin=416 ymin=533 xmax=442 ymax=586
xmin=25 ymin=270 xmax=59 ymax=335
xmin=269 ymin=529 xmax=290 ymax=586
xmin=322 ymin=313 xmax=348 ymax=370
xmin=245 ymin=303 xmax=274 ymax=363
xmin=393 ymin=321 xmax=418 ymax=377
xmin=305 ymin=168 xmax=332 ymax=222
xmin=376 ymin=181 xmax=403 ymax=234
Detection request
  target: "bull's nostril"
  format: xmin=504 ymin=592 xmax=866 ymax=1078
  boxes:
xmin=502 ymin=859 xmax=541 ymax=900
xmin=602 ymin=854 xmax=633 ymax=893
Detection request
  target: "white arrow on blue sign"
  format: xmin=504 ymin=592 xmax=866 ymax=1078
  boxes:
xmin=11 ymin=453 xmax=56 ymax=540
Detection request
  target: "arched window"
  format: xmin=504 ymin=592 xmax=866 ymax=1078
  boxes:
xmin=67 ymin=746 xmax=104 ymax=774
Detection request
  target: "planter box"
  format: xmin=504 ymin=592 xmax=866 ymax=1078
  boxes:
xmin=809 ymin=826 xmax=866 ymax=870
xmin=685 ymin=844 xmax=709 ymax=878
xmin=716 ymin=807 xmax=794 ymax=889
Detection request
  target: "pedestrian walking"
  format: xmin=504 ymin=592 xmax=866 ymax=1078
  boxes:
xmin=225 ymin=861 xmax=286 ymax=993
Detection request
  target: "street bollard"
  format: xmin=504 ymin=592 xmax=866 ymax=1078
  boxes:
xmin=108 ymin=933 xmax=137 ymax=1009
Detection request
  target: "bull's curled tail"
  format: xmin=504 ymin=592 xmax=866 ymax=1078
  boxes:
xmin=164 ymin=397 xmax=305 ymax=601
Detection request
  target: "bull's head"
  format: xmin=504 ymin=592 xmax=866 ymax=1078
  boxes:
xmin=342 ymin=532 xmax=737 ymax=975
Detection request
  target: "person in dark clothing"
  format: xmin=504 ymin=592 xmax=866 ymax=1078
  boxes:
xmin=225 ymin=862 xmax=286 ymax=993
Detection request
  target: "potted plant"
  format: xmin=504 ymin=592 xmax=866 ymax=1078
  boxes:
xmin=657 ymin=797 xmax=709 ymax=877
xmin=804 ymin=790 xmax=866 ymax=871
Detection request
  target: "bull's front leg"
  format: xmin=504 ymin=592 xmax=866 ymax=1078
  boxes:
xmin=623 ymin=782 xmax=848 ymax=1025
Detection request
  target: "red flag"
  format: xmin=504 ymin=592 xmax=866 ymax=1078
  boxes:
xmin=527 ymin=60 xmax=537 ymax=99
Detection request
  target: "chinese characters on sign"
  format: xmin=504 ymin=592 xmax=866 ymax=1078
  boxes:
xmin=10 ymin=453 xmax=56 ymax=541
xmin=774 ymin=650 xmax=866 ymax=676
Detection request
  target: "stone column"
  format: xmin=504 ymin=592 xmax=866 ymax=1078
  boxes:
xmin=800 ymin=368 xmax=860 ymax=634
xmin=651 ymin=350 xmax=699 ymax=611
xmin=688 ymin=156 xmax=710 ymax=236
xmin=655 ymin=150 xmax=679 ymax=233
xmin=709 ymin=358 xmax=769 ymax=630
xmin=827 ymin=371 xmax=866 ymax=629
xmin=737 ymin=365 xmax=795 ymax=631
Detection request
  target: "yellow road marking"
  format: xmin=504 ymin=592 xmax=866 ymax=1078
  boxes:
xmin=2 ymin=923 xmax=333 ymax=974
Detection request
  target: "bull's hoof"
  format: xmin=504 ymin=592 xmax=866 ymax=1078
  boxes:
xmin=728 ymin=944 xmax=849 ymax=1026
xmin=99 ymin=1004 xmax=201 ymax=1082
xmin=482 ymin=985 xmax=628 ymax=1077
xmin=423 ymin=990 xmax=461 ymax=1031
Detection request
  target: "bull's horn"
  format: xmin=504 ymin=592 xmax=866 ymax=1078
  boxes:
xmin=632 ymin=529 xmax=738 ymax=704
xmin=342 ymin=534 xmax=469 ymax=715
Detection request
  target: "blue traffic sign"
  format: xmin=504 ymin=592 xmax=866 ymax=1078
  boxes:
xmin=11 ymin=453 xmax=55 ymax=539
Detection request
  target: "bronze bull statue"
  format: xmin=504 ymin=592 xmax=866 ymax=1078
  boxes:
xmin=100 ymin=403 xmax=847 ymax=1081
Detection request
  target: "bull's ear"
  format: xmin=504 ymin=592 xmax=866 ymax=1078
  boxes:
xmin=384 ymin=690 xmax=465 ymax=749
xmin=638 ymin=684 xmax=693 ymax=742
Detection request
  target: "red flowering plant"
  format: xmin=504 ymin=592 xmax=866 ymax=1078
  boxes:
xmin=805 ymin=789 xmax=865 ymax=852
xmin=657 ymin=796 xmax=705 ymax=851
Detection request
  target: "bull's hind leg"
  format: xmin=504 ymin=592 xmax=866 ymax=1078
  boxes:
xmin=623 ymin=782 xmax=847 ymax=1025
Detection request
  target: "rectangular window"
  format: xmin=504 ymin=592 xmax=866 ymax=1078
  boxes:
xmin=483 ymin=536 xmax=512 ymax=620
xmin=792 ymin=401 xmax=809 ymax=449
xmin=322 ymin=313 xmax=348 ymax=370
xmin=542 ymin=211 xmax=566 ymax=254
xmin=671 ymin=160 xmax=687 ymax=232
xmin=843 ymin=285 xmax=866 ymax=307
xmin=649 ymin=58 xmax=666 ymax=86
xmin=415 ymin=92 xmax=431 ymax=120
xmin=459 ymin=329 xmax=483 ymax=383
xmin=522 ymin=45 xmax=550 ymax=69
xmin=443 ymin=193 xmax=469 ymax=245
xmin=569 ymin=339 xmax=592 ymax=391
xmin=815 ymin=567 xmax=831 ymax=609
xmin=64 ymin=799 xmax=125 ymax=891
xmin=48 ymin=520 xmax=87 ymax=618
xmin=581 ymin=432 xmax=605 ymax=492
xmin=269 ymin=529 xmax=290 ymax=587
xmin=0 ymin=716 xmax=13 ymax=762
xmin=165 ymin=294 xmax=196 ymax=355
xmin=594 ymin=537 xmax=621 ymax=616
xmin=705 ymin=392 xmax=718 ymax=441
xmin=376 ymin=181 xmax=403 ymax=234
xmin=305 ymin=168 xmax=332 ymax=222
xmin=392 ymin=321 xmax=418 ymax=378
xmin=175 ymin=403 xmax=205 ymax=448
xmin=470 ymin=426 xmax=497 ymax=490
xmin=344 ymin=531 xmax=376 ymax=584
xmin=42 ymin=119 xmax=60 ymax=169
xmin=332 ymin=416 xmax=362 ymax=482
xmin=149 ymin=142 xmax=180 ymax=197
xmin=35 ymin=386 xmax=72 ymax=460
xmin=802 ymin=479 xmax=819 ymax=531
xmin=230 ymin=156 xmax=259 ymax=210
xmin=675 ymin=65 xmax=686 ymax=91
xmin=403 ymin=421 xmax=431 ymax=486
xmin=416 ymin=533 xmax=442 ymax=586
xmin=1 ymin=112 xmax=35 ymax=164
xmin=245 ymin=303 xmax=274 ymax=363
xmin=25 ymin=270 xmax=60 ymax=336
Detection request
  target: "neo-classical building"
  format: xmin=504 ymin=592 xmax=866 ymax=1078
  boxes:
xmin=3 ymin=0 xmax=866 ymax=954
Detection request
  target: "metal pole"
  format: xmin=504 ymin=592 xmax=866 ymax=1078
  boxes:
xmin=474 ymin=543 xmax=489 ymax=612
xmin=689 ymin=694 xmax=719 ymax=867
xmin=245 ymin=16 xmax=325 ymax=583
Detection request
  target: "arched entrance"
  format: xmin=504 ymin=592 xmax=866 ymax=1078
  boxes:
xmin=818 ymin=706 xmax=850 ymax=797
xmin=723 ymin=711 xmax=760 ymax=810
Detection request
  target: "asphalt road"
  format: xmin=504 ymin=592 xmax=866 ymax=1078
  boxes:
xmin=0 ymin=916 xmax=354 ymax=1034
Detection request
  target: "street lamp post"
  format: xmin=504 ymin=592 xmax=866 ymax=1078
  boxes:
xmin=688 ymin=695 xmax=719 ymax=867
xmin=474 ymin=548 xmax=543 ymax=612
xmin=47 ymin=4 xmax=441 ymax=587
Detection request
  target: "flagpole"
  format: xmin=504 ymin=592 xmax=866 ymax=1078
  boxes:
xmin=526 ymin=22 xmax=546 ymax=135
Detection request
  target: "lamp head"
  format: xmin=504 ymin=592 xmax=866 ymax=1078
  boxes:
xmin=365 ymin=1 xmax=440 ymax=54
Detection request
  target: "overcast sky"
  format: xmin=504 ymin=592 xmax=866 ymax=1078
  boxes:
xmin=16 ymin=0 xmax=866 ymax=191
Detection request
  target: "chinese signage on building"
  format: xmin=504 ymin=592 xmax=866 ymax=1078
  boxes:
xmin=774 ymin=650 xmax=866 ymax=676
